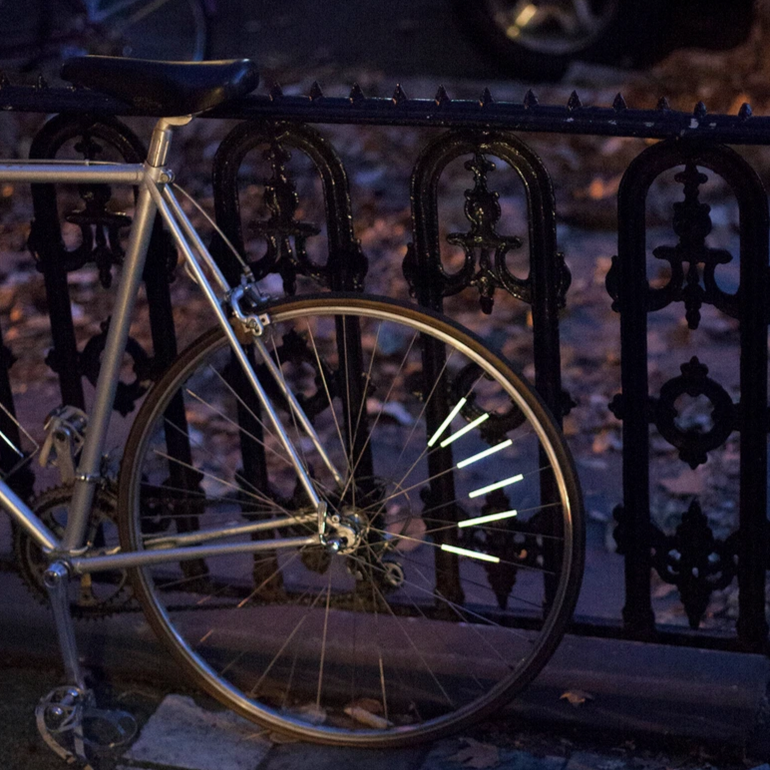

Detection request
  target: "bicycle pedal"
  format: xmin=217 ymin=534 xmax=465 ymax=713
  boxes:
xmin=39 ymin=406 xmax=88 ymax=484
xmin=36 ymin=685 xmax=93 ymax=767
xmin=36 ymin=685 xmax=138 ymax=767
xmin=80 ymin=706 xmax=137 ymax=752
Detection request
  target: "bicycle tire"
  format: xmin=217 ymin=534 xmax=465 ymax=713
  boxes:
xmin=118 ymin=294 xmax=584 ymax=746
xmin=93 ymin=0 xmax=208 ymax=61
xmin=0 ymin=0 xmax=208 ymax=67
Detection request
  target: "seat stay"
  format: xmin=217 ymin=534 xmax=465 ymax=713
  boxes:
xmin=146 ymin=180 xmax=327 ymax=512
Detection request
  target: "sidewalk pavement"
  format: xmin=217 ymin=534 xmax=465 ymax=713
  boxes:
xmin=116 ymin=688 xmax=769 ymax=770
xmin=1 ymin=567 xmax=769 ymax=770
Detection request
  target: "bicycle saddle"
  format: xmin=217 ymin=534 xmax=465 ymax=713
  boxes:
xmin=60 ymin=56 xmax=259 ymax=116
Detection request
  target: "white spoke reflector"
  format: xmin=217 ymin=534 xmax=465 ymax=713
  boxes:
xmin=456 ymin=439 xmax=513 ymax=469
xmin=469 ymin=474 xmax=524 ymax=499
xmin=440 ymin=412 xmax=489 ymax=448
xmin=428 ymin=398 xmax=466 ymax=447
xmin=441 ymin=544 xmax=500 ymax=564
xmin=458 ymin=509 xmax=518 ymax=528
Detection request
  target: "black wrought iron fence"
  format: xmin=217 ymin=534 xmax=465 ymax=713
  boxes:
xmin=1 ymin=76 xmax=769 ymax=652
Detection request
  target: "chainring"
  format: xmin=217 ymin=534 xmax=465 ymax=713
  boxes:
xmin=12 ymin=483 xmax=134 ymax=619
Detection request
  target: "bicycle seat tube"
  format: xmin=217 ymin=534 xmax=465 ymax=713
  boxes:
xmin=60 ymin=116 xmax=186 ymax=553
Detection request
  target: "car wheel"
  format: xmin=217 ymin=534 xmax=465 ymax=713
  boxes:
xmin=454 ymin=0 xmax=661 ymax=81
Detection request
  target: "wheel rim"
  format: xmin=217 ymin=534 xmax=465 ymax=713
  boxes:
xmin=121 ymin=298 xmax=582 ymax=745
xmin=487 ymin=0 xmax=619 ymax=56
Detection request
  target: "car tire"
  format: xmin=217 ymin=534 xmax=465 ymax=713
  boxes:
xmin=453 ymin=0 xmax=665 ymax=81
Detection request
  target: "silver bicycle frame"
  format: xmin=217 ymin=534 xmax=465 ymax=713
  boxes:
xmin=0 ymin=117 xmax=342 ymax=573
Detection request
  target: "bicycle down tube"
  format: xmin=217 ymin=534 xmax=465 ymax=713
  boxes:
xmin=0 ymin=118 xmax=335 ymax=566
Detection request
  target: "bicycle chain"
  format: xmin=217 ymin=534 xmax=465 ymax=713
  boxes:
xmin=12 ymin=483 xmax=135 ymax=619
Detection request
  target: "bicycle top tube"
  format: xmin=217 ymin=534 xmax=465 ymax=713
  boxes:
xmin=0 ymin=162 xmax=145 ymax=184
xmin=60 ymin=55 xmax=259 ymax=116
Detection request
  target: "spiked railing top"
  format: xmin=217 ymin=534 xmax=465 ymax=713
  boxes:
xmin=0 ymin=74 xmax=769 ymax=145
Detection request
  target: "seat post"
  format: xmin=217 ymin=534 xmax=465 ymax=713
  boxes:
xmin=146 ymin=115 xmax=193 ymax=168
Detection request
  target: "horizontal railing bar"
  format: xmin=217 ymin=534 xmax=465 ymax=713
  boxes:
xmin=210 ymin=96 xmax=764 ymax=143
xmin=2 ymin=85 xmax=770 ymax=144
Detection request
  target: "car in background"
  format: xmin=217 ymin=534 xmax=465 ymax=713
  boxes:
xmin=453 ymin=0 xmax=755 ymax=81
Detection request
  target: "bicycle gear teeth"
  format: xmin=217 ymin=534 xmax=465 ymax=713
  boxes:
xmin=12 ymin=483 xmax=135 ymax=619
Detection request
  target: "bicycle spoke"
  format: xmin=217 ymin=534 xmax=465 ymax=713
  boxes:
xmin=248 ymin=583 xmax=329 ymax=699
xmin=315 ymin=577 xmax=333 ymax=711
xmin=361 ymin=545 xmax=529 ymax=668
xmin=337 ymin=331 xmax=417 ymax=504
xmin=305 ymin=318 xmax=350 ymax=477
xmin=206 ymin=365 xmax=296 ymax=465
xmin=158 ymin=406 xmax=282 ymax=504
xmin=151 ymin=448 xmax=291 ymax=515
xmin=186 ymin=383 xmax=293 ymax=469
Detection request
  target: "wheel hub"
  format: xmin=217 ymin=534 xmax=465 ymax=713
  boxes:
xmin=325 ymin=509 xmax=366 ymax=555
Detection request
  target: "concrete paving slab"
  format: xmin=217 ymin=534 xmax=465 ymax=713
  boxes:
xmin=420 ymin=737 xmax=566 ymax=770
xmin=259 ymin=742 xmax=426 ymax=770
xmin=504 ymin=635 xmax=770 ymax=746
xmin=123 ymin=694 xmax=271 ymax=770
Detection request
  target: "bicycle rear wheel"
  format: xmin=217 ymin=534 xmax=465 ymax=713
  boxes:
xmin=118 ymin=294 xmax=583 ymax=746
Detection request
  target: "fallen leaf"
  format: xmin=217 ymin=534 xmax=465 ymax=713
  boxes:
xmin=343 ymin=705 xmax=391 ymax=729
xmin=449 ymin=737 xmax=501 ymax=769
xmin=562 ymin=413 xmax=580 ymax=437
xmin=659 ymin=467 xmax=705 ymax=496
xmin=653 ymin=581 xmax=679 ymax=599
xmin=293 ymin=703 xmax=326 ymax=725
xmin=560 ymin=689 xmax=595 ymax=707
xmin=346 ymin=697 xmax=383 ymax=715
xmin=592 ymin=428 xmax=621 ymax=454
xmin=646 ymin=330 xmax=667 ymax=355
xmin=577 ymin=457 xmax=609 ymax=471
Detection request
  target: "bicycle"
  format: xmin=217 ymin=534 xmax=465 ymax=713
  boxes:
xmin=0 ymin=0 xmax=210 ymax=70
xmin=1 ymin=55 xmax=584 ymax=766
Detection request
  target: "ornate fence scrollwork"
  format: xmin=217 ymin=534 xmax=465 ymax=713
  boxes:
xmin=607 ymin=139 xmax=769 ymax=651
xmin=405 ymin=128 xmax=570 ymax=612
xmin=3 ymin=77 xmax=770 ymax=647
xmin=211 ymin=120 xmax=366 ymax=292
xmin=405 ymin=128 xmax=570 ymax=419
xmin=210 ymin=120 xmax=372 ymax=574
xmin=27 ymin=112 xmax=179 ymax=420
xmin=0 ymin=114 xmax=181 ymax=493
